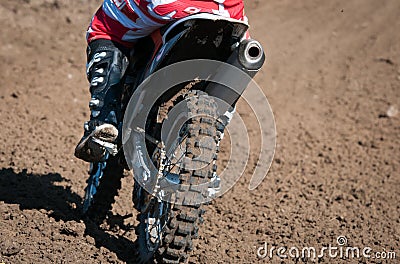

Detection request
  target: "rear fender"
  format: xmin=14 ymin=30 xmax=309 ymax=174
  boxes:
xmin=144 ymin=13 xmax=249 ymax=77
xmin=145 ymin=29 xmax=190 ymax=78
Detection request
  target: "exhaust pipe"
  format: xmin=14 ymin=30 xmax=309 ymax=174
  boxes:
xmin=206 ymin=39 xmax=266 ymax=108
xmin=237 ymin=39 xmax=265 ymax=73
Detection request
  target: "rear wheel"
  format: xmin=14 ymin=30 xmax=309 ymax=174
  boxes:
xmin=135 ymin=90 xmax=219 ymax=263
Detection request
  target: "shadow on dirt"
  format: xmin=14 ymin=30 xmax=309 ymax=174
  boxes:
xmin=0 ymin=168 xmax=138 ymax=263
xmin=0 ymin=168 xmax=80 ymax=221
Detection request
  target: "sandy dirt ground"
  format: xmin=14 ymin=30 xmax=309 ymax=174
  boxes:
xmin=0 ymin=0 xmax=399 ymax=263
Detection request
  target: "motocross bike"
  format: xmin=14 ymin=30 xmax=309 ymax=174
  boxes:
xmin=82 ymin=13 xmax=265 ymax=263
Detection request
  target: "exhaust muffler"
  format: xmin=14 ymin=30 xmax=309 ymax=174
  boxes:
xmin=205 ymin=39 xmax=266 ymax=107
xmin=237 ymin=39 xmax=265 ymax=73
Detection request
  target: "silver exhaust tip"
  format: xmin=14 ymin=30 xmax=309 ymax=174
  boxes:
xmin=238 ymin=39 xmax=265 ymax=71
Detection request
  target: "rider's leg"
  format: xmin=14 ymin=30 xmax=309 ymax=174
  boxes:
xmin=75 ymin=39 xmax=130 ymax=162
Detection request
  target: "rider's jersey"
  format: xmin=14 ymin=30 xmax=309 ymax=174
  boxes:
xmin=87 ymin=0 xmax=247 ymax=47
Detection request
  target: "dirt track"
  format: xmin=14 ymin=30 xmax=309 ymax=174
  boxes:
xmin=0 ymin=0 xmax=399 ymax=263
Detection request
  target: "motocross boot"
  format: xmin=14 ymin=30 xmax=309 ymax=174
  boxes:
xmin=75 ymin=39 xmax=129 ymax=162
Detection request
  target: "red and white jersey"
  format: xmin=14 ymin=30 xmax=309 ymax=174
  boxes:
xmin=87 ymin=0 xmax=247 ymax=47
